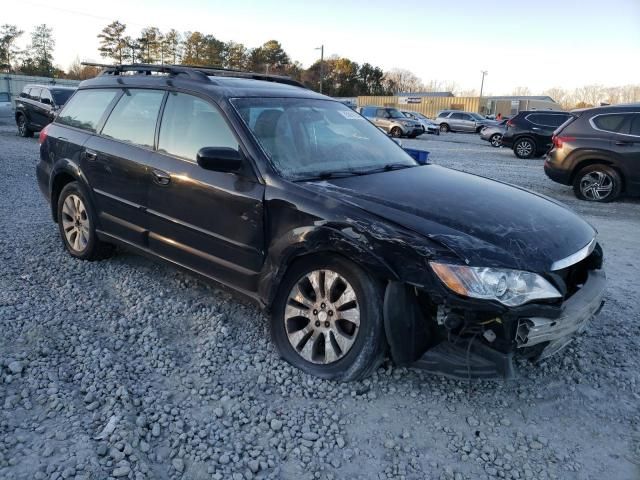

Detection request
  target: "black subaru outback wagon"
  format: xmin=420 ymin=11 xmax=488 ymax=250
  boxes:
xmin=37 ymin=64 xmax=606 ymax=381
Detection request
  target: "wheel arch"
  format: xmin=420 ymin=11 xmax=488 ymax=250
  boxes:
xmin=50 ymin=161 xmax=93 ymax=222
xmin=570 ymin=158 xmax=626 ymax=191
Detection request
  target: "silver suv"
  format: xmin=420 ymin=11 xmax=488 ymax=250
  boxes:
xmin=436 ymin=110 xmax=492 ymax=133
xmin=359 ymin=106 xmax=423 ymax=138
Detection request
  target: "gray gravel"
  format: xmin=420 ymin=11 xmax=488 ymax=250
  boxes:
xmin=1 ymin=119 xmax=639 ymax=480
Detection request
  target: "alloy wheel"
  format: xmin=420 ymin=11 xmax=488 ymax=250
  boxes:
xmin=61 ymin=194 xmax=90 ymax=252
xmin=579 ymin=171 xmax=614 ymax=201
xmin=18 ymin=117 xmax=26 ymax=136
xmin=284 ymin=270 xmax=360 ymax=364
xmin=516 ymin=140 xmax=533 ymax=157
xmin=490 ymin=134 xmax=502 ymax=147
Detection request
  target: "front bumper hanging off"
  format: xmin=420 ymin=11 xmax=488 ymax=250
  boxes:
xmin=408 ymin=269 xmax=607 ymax=380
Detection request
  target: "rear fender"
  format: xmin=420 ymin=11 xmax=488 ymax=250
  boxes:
xmin=49 ymin=159 xmax=93 ymax=222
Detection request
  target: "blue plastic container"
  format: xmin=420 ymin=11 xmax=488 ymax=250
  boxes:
xmin=403 ymin=148 xmax=430 ymax=165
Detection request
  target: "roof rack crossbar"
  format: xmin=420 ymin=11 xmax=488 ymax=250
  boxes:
xmin=81 ymin=62 xmax=305 ymax=88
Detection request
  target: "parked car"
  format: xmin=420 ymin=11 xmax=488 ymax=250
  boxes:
xmin=359 ymin=106 xmax=423 ymax=138
xmin=480 ymin=119 xmax=508 ymax=147
xmin=501 ymin=110 xmax=573 ymax=159
xmin=544 ymin=104 xmax=640 ymax=202
xmin=0 ymin=92 xmax=12 ymax=118
xmin=15 ymin=84 xmax=76 ymax=137
xmin=435 ymin=110 xmax=493 ymax=133
xmin=37 ymin=64 xmax=606 ymax=382
xmin=400 ymin=110 xmax=440 ymax=135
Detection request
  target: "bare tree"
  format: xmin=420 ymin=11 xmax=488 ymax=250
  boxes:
xmin=573 ymin=84 xmax=605 ymax=107
xmin=511 ymin=86 xmax=531 ymax=96
xmin=382 ymin=69 xmax=423 ymax=94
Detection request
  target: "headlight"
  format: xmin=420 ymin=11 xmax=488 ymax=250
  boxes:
xmin=430 ymin=262 xmax=562 ymax=307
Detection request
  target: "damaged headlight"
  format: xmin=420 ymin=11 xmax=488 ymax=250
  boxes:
xmin=429 ymin=262 xmax=562 ymax=307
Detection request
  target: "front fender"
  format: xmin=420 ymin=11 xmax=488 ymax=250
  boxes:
xmin=258 ymin=223 xmax=400 ymax=309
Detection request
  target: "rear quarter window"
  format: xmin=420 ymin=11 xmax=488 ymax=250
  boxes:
xmin=56 ymin=89 xmax=120 ymax=132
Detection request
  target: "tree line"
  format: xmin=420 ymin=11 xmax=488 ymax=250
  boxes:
xmin=1 ymin=22 xmax=639 ymax=106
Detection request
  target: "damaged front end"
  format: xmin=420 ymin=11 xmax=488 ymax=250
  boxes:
xmin=384 ymin=243 xmax=606 ymax=380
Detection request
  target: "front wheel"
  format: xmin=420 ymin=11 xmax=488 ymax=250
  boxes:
xmin=439 ymin=123 xmax=449 ymax=133
xmin=17 ymin=115 xmax=33 ymax=138
xmin=271 ymin=255 xmax=386 ymax=381
xmin=513 ymin=138 xmax=536 ymax=159
xmin=573 ymin=165 xmax=622 ymax=202
xmin=490 ymin=133 xmax=502 ymax=147
xmin=57 ymin=182 xmax=114 ymax=260
xmin=390 ymin=127 xmax=403 ymax=138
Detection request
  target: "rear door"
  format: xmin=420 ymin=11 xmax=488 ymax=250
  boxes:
xmin=37 ymin=89 xmax=55 ymax=126
xmin=374 ymin=108 xmax=390 ymax=131
xmin=146 ymin=91 xmax=265 ymax=293
xmin=625 ymin=114 xmax=640 ymax=191
xmin=82 ymin=88 xmax=166 ymax=246
xmin=26 ymin=87 xmax=42 ymax=129
xmin=448 ymin=112 xmax=464 ymax=131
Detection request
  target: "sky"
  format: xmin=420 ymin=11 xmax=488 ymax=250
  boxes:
xmin=4 ymin=0 xmax=640 ymax=95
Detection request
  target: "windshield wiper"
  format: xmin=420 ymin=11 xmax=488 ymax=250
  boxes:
xmin=356 ymin=163 xmax=417 ymax=175
xmin=295 ymin=169 xmax=365 ymax=181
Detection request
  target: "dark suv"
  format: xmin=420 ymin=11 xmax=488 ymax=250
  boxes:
xmin=502 ymin=110 xmax=574 ymax=159
xmin=15 ymin=84 xmax=76 ymax=137
xmin=545 ymin=104 xmax=640 ymax=202
xmin=37 ymin=64 xmax=606 ymax=382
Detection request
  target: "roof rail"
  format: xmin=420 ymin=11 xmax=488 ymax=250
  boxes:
xmin=81 ymin=62 xmax=305 ymax=88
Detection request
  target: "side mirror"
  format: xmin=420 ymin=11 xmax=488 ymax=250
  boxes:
xmin=196 ymin=147 xmax=243 ymax=173
xmin=41 ymin=98 xmax=52 ymax=106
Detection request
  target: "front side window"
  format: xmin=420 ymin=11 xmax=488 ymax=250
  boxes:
xmin=29 ymin=88 xmax=41 ymax=101
xmin=450 ymin=113 xmax=464 ymax=120
xmin=527 ymin=113 xmax=570 ymax=127
xmin=592 ymin=114 xmax=632 ymax=134
xmin=102 ymin=89 xmax=165 ymax=148
xmin=232 ymin=97 xmax=417 ymax=181
xmin=56 ymin=89 xmax=119 ymax=132
xmin=158 ymin=92 xmax=238 ymax=162
xmin=629 ymin=114 xmax=640 ymax=136
xmin=40 ymin=89 xmax=53 ymax=105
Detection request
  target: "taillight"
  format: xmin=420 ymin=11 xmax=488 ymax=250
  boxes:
xmin=39 ymin=125 xmax=50 ymax=145
xmin=552 ymin=135 xmax=575 ymax=149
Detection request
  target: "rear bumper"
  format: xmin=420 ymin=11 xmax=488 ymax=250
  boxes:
xmin=544 ymin=160 xmax=572 ymax=185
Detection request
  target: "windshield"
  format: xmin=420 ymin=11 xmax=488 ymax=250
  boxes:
xmin=232 ymin=98 xmax=417 ymax=181
xmin=51 ymin=89 xmax=75 ymax=106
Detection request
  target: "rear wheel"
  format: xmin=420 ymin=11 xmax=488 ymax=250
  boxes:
xmin=439 ymin=123 xmax=450 ymax=133
xmin=513 ymin=137 xmax=536 ymax=159
xmin=17 ymin=115 xmax=33 ymax=138
xmin=57 ymin=182 xmax=114 ymax=260
xmin=573 ymin=164 xmax=622 ymax=202
xmin=490 ymin=133 xmax=502 ymax=147
xmin=271 ymin=255 xmax=386 ymax=381
xmin=390 ymin=127 xmax=403 ymax=138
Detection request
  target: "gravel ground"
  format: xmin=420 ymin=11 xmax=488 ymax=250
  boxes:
xmin=1 ymin=119 xmax=639 ymax=480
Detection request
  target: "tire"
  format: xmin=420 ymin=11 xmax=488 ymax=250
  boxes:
xmin=439 ymin=123 xmax=449 ymax=133
xmin=17 ymin=114 xmax=33 ymax=138
xmin=390 ymin=127 xmax=403 ymax=138
xmin=572 ymin=164 xmax=622 ymax=202
xmin=271 ymin=255 xmax=386 ymax=382
xmin=490 ymin=133 xmax=502 ymax=148
xmin=513 ymin=137 xmax=536 ymax=159
xmin=57 ymin=181 xmax=114 ymax=260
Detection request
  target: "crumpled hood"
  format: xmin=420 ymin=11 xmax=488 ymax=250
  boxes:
xmin=303 ymin=165 xmax=596 ymax=272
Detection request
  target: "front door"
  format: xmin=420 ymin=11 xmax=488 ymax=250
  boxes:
xmin=146 ymin=91 xmax=265 ymax=294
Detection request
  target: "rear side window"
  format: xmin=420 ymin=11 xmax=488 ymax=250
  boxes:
xmin=101 ymin=89 xmax=165 ymax=148
xmin=629 ymin=114 xmax=640 ymax=136
xmin=158 ymin=92 xmax=238 ymax=162
xmin=591 ymin=114 xmax=632 ymax=134
xmin=527 ymin=113 xmax=569 ymax=127
xmin=450 ymin=113 xmax=464 ymax=119
xmin=51 ymin=89 xmax=74 ymax=106
xmin=57 ymin=89 xmax=119 ymax=132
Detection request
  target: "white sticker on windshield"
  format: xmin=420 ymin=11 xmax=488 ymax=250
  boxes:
xmin=339 ymin=110 xmax=363 ymax=120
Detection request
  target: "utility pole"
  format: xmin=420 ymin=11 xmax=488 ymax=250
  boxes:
xmin=315 ymin=45 xmax=324 ymax=94
xmin=479 ymin=70 xmax=488 ymax=113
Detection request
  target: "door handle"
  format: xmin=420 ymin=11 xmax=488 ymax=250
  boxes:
xmin=151 ymin=169 xmax=171 ymax=186
xmin=84 ymin=149 xmax=97 ymax=161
